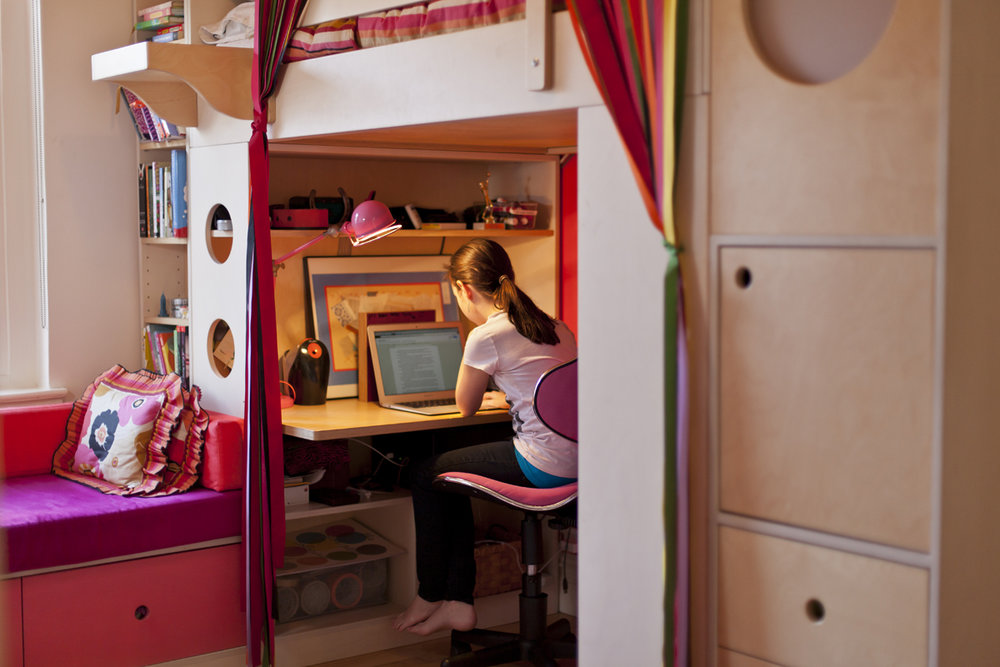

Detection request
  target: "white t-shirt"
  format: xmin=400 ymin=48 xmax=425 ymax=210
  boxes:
xmin=462 ymin=312 xmax=578 ymax=478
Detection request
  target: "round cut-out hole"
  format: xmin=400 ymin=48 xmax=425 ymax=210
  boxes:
xmin=208 ymin=319 xmax=235 ymax=378
xmin=746 ymin=0 xmax=896 ymax=84
xmin=207 ymin=204 xmax=234 ymax=264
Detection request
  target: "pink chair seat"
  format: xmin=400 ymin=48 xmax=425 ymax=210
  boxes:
xmin=434 ymin=472 xmax=577 ymax=512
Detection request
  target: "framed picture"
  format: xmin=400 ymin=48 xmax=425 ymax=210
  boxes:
xmin=305 ymin=255 xmax=459 ymax=398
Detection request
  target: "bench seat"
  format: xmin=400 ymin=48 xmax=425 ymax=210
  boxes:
xmin=1 ymin=474 xmax=241 ymax=574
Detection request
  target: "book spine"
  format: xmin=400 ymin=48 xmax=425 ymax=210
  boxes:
xmin=139 ymin=7 xmax=183 ymax=21
xmin=145 ymin=163 xmax=155 ymax=237
xmin=170 ymin=149 xmax=188 ymax=237
xmin=119 ymin=88 xmax=147 ymax=141
xmin=152 ymin=162 xmax=161 ymax=237
xmin=135 ymin=16 xmax=183 ymax=31
xmin=135 ymin=98 xmax=162 ymax=142
xmin=120 ymin=88 xmax=153 ymax=141
xmin=138 ymin=0 xmax=183 ymax=19
xmin=163 ymin=163 xmax=172 ymax=237
xmin=404 ymin=203 xmax=423 ymax=229
xmin=151 ymin=29 xmax=184 ymax=43
xmin=138 ymin=165 xmax=148 ymax=237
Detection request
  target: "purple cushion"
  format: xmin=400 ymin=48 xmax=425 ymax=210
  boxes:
xmin=1 ymin=474 xmax=240 ymax=574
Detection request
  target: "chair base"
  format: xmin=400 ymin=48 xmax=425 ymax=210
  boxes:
xmin=441 ymin=612 xmax=576 ymax=667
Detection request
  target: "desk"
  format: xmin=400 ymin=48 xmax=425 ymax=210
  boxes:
xmin=281 ymin=398 xmax=512 ymax=440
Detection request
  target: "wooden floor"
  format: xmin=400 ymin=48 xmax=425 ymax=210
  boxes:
xmin=310 ymin=615 xmax=577 ymax=667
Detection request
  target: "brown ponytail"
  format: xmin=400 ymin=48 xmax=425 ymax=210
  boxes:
xmin=448 ymin=238 xmax=559 ymax=345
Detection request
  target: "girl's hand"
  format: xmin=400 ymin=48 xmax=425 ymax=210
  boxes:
xmin=480 ymin=390 xmax=509 ymax=411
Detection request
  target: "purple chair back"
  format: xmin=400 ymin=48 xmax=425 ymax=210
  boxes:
xmin=532 ymin=359 xmax=578 ymax=443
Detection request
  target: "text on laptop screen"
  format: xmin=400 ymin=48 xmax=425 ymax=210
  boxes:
xmin=372 ymin=326 xmax=464 ymax=396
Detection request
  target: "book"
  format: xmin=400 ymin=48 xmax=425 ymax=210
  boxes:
xmin=421 ymin=222 xmax=469 ymax=230
xmin=139 ymin=6 xmax=183 ymax=22
xmin=119 ymin=87 xmax=153 ymax=141
xmin=404 ymin=203 xmax=422 ymax=229
xmin=138 ymin=0 xmax=183 ymax=18
xmin=138 ymin=165 xmax=148 ymax=237
xmin=152 ymin=27 xmax=184 ymax=43
xmin=170 ymin=149 xmax=188 ymax=237
xmin=135 ymin=15 xmax=183 ymax=31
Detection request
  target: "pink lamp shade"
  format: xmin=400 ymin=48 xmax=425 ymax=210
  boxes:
xmin=341 ymin=200 xmax=402 ymax=246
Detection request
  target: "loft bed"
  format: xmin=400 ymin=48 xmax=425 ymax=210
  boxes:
xmin=269 ymin=0 xmax=601 ymax=153
xmin=91 ymin=0 xmax=600 ymax=154
xmin=285 ymin=0 xmax=539 ymax=62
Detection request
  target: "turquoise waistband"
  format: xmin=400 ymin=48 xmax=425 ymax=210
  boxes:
xmin=515 ymin=448 xmax=576 ymax=489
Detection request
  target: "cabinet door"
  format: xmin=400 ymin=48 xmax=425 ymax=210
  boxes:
xmin=1 ymin=578 xmax=22 ymax=667
xmin=718 ymin=527 xmax=928 ymax=667
xmin=718 ymin=246 xmax=934 ymax=551
xmin=22 ymin=546 xmax=243 ymax=667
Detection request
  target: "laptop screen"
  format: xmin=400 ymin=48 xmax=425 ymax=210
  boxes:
xmin=369 ymin=323 xmax=464 ymax=398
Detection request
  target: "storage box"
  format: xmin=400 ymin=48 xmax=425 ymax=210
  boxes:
xmin=492 ymin=200 xmax=538 ymax=229
xmin=284 ymin=484 xmax=309 ymax=506
xmin=277 ymin=518 xmax=403 ymax=623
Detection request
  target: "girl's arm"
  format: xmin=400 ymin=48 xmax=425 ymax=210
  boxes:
xmin=455 ymin=363 xmax=494 ymax=417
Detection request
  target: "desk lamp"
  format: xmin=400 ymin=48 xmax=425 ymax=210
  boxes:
xmin=272 ymin=196 xmax=401 ymax=273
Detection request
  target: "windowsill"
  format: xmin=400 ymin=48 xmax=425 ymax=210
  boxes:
xmin=0 ymin=387 xmax=69 ymax=407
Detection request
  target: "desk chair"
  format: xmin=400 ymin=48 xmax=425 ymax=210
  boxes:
xmin=433 ymin=359 xmax=578 ymax=667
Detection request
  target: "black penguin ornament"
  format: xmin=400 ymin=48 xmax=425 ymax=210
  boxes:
xmin=287 ymin=338 xmax=330 ymax=405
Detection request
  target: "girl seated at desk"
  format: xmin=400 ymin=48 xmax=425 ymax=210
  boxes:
xmin=394 ymin=238 xmax=577 ymax=636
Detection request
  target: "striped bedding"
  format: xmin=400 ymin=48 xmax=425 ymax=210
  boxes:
xmin=284 ymin=0 xmax=528 ymax=62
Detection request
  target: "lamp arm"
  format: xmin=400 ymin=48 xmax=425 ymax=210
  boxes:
xmin=272 ymin=225 xmax=338 ymax=274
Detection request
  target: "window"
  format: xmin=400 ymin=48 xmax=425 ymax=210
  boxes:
xmin=0 ymin=0 xmax=52 ymax=401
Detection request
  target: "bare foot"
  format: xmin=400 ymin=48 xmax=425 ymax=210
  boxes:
xmin=406 ymin=600 xmax=477 ymax=636
xmin=393 ymin=596 xmax=443 ymax=631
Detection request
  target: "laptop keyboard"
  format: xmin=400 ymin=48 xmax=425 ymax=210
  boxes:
xmin=397 ymin=398 xmax=456 ymax=408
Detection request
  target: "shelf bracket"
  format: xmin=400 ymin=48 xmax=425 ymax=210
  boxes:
xmin=92 ymin=42 xmax=260 ymax=126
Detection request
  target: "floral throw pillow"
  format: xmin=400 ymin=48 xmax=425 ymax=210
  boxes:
xmin=52 ymin=365 xmax=185 ymax=495
xmin=151 ymin=384 xmax=209 ymax=496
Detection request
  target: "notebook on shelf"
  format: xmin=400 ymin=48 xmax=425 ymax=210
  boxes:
xmin=366 ymin=321 xmax=467 ymax=416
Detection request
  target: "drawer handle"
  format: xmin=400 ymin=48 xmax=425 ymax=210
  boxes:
xmin=135 ymin=605 xmax=149 ymax=620
xmin=805 ymin=598 xmax=825 ymax=624
xmin=735 ymin=267 xmax=753 ymax=289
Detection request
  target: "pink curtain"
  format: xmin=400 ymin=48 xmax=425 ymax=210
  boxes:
xmin=566 ymin=1 xmax=689 ymax=665
xmin=246 ymin=1 xmax=306 ymax=664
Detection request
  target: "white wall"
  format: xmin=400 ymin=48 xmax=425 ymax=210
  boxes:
xmin=577 ymin=105 xmax=668 ymax=665
xmin=41 ymin=0 xmax=140 ymax=399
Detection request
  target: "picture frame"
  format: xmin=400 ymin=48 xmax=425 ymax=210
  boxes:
xmin=305 ymin=255 xmax=459 ymax=398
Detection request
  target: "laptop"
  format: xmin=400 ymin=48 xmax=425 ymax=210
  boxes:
xmin=367 ymin=321 xmax=467 ymax=415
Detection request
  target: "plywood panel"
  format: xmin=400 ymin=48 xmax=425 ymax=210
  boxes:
xmin=718 ymin=527 xmax=928 ymax=667
xmin=718 ymin=246 xmax=934 ymax=551
xmin=710 ymin=0 xmax=940 ymax=236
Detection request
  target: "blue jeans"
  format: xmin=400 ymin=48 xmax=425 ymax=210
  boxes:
xmin=408 ymin=440 xmax=531 ymax=604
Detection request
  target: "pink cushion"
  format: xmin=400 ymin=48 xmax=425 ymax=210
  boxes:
xmin=436 ymin=472 xmax=577 ymax=511
xmin=0 ymin=403 xmax=73 ymax=479
xmin=0 ymin=474 xmax=240 ymax=574
xmin=52 ymin=366 xmax=186 ymax=495
xmin=200 ymin=411 xmax=244 ymax=492
xmin=285 ymin=18 xmax=358 ymax=62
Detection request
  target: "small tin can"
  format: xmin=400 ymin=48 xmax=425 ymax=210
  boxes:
xmin=172 ymin=298 xmax=189 ymax=319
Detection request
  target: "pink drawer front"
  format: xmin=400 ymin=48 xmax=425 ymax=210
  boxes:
xmin=22 ymin=545 xmax=243 ymax=667
xmin=2 ymin=578 xmax=23 ymax=667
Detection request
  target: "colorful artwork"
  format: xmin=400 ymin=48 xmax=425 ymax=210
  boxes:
xmin=305 ymin=256 xmax=459 ymax=398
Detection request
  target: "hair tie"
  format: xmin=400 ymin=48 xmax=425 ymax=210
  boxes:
xmin=498 ymin=275 xmax=509 ymax=286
